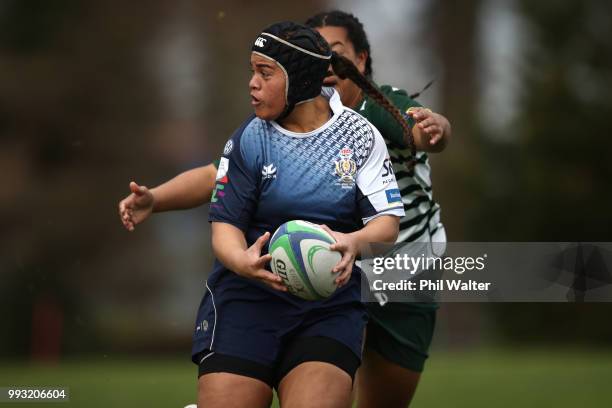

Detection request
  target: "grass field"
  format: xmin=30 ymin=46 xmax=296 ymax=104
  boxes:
xmin=2 ymin=349 xmax=612 ymax=407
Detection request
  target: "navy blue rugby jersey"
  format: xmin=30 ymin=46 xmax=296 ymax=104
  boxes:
xmin=207 ymin=88 xmax=404 ymax=300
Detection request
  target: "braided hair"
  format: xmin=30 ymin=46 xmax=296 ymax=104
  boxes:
xmin=307 ymin=11 xmax=417 ymax=165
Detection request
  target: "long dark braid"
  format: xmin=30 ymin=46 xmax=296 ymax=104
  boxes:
xmin=330 ymin=52 xmax=417 ymax=167
xmin=308 ymin=10 xmax=416 ymax=167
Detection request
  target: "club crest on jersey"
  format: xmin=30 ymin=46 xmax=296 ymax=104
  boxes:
xmin=334 ymin=147 xmax=357 ymax=188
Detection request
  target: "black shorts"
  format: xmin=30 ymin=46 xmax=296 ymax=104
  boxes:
xmin=197 ymin=336 xmax=360 ymax=388
xmin=365 ymin=303 xmax=436 ymax=373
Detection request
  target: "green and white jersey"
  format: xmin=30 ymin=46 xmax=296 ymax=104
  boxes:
xmin=357 ymin=84 xmax=445 ymax=245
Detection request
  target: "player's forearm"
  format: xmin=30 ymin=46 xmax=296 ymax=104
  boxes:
xmin=350 ymin=215 xmax=400 ymax=256
xmin=211 ymin=222 xmax=248 ymax=272
xmin=151 ymin=164 xmax=217 ymax=212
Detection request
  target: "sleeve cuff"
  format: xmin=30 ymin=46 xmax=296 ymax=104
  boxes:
xmin=362 ymin=207 xmax=405 ymax=225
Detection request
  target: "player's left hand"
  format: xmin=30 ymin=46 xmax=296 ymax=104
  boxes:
xmin=409 ymin=108 xmax=446 ymax=146
xmin=320 ymin=225 xmax=359 ymax=288
xmin=240 ymin=231 xmax=287 ymax=292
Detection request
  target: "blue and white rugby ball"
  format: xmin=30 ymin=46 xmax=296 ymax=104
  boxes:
xmin=269 ymin=220 xmax=341 ymax=300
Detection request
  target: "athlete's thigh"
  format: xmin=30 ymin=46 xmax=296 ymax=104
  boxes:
xmin=356 ymin=348 xmax=420 ymax=408
xmin=278 ymin=361 xmax=352 ymax=408
xmin=357 ymin=304 xmax=436 ymax=407
xmin=198 ymin=372 xmax=272 ymax=408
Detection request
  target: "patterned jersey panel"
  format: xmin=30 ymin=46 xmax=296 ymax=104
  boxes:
xmin=209 ymin=89 xmax=404 ymax=245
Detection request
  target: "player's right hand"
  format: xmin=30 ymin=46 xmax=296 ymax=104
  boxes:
xmin=236 ymin=231 xmax=287 ymax=292
xmin=118 ymin=181 xmax=154 ymax=231
xmin=320 ymin=225 xmax=358 ymax=288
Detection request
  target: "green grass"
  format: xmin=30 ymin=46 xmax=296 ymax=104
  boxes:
xmin=413 ymin=349 xmax=612 ymax=407
xmin=1 ymin=349 xmax=612 ymax=407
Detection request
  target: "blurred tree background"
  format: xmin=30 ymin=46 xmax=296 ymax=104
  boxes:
xmin=1 ymin=0 xmax=611 ymax=364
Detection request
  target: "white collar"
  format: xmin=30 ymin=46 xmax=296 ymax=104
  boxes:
xmin=271 ymin=87 xmax=344 ymax=138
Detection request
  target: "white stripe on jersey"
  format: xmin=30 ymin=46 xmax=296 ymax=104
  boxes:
xmin=358 ymin=97 xmax=445 ymax=245
xmin=390 ymin=149 xmax=445 ymax=244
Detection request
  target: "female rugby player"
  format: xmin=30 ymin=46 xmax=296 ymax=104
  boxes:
xmin=122 ymin=21 xmax=412 ymax=408
xmin=119 ymin=12 xmax=451 ymax=407
xmin=307 ymin=10 xmax=451 ymax=408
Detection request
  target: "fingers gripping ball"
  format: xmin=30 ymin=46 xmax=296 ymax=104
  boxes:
xmin=269 ymin=220 xmax=341 ymax=300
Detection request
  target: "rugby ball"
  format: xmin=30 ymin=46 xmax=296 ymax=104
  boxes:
xmin=269 ymin=220 xmax=341 ymax=300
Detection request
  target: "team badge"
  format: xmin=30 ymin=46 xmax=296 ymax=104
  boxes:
xmin=334 ymin=147 xmax=357 ymax=188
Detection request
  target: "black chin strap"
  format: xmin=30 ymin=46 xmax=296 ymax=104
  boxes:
xmin=275 ymin=102 xmax=296 ymax=121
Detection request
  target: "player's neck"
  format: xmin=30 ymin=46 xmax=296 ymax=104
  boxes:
xmin=344 ymin=85 xmax=363 ymax=110
xmin=278 ymin=96 xmax=331 ymax=133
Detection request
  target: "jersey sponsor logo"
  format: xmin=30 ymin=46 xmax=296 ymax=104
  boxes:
xmin=223 ymin=139 xmax=234 ymax=155
xmin=334 ymin=147 xmax=357 ymax=188
xmin=254 ymin=37 xmax=267 ymax=48
xmin=385 ymin=188 xmax=402 ymax=205
xmin=382 ymin=158 xmax=394 ymax=177
xmin=381 ymin=158 xmax=395 ymax=185
xmin=211 ymin=163 xmax=229 ymax=203
xmin=262 ymin=163 xmax=277 ymax=179
xmin=216 ymin=157 xmax=229 ymax=181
